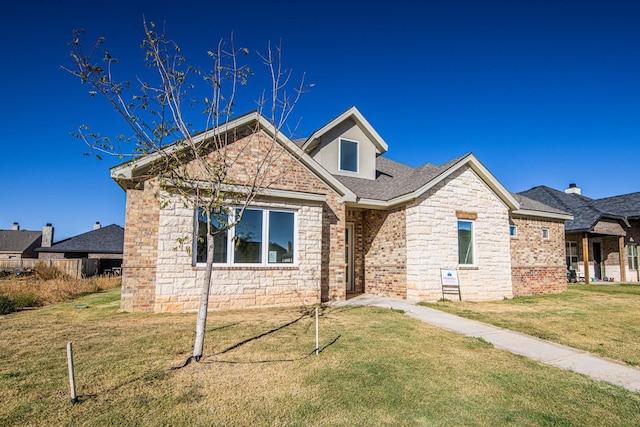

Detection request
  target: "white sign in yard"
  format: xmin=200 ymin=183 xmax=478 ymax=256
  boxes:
xmin=440 ymin=269 xmax=459 ymax=286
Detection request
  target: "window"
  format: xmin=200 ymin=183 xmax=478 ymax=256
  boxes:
xmin=195 ymin=209 xmax=228 ymax=264
xmin=542 ymin=228 xmax=550 ymax=239
xmin=195 ymin=207 xmax=295 ymax=265
xmin=628 ymin=245 xmax=639 ymax=270
xmin=339 ymin=138 xmax=358 ymax=172
xmin=509 ymin=225 xmax=517 ymax=238
xmin=458 ymin=220 xmax=474 ymax=265
xmin=566 ymin=241 xmax=578 ymax=270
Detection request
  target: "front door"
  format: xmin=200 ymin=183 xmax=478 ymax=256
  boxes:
xmin=345 ymin=223 xmax=355 ymax=292
xmin=593 ymin=242 xmax=602 ymax=279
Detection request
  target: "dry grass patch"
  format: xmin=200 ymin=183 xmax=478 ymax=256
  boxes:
xmin=1 ymin=288 xmax=639 ymax=426
xmin=0 ymin=268 xmax=120 ymax=308
xmin=423 ymin=283 xmax=640 ymax=365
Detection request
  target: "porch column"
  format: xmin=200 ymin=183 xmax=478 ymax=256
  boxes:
xmin=582 ymin=234 xmax=590 ymax=283
xmin=619 ymin=236 xmax=627 ymax=283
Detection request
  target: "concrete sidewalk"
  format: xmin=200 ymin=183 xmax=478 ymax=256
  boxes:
xmin=332 ymin=294 xmax=640 ymax=393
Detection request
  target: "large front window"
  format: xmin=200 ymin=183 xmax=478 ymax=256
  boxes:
xmin=458 ymin=220 xmax=474 ymax=265
xmin=195 ymin=207 xmax=295 ymax=265
xmin=628 ymin=244 xmax=638 ymax=270
xmin=339 ymin=138 xmax=358 ymax=172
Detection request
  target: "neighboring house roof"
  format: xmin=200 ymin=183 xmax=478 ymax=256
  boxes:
xmin=36 ymin=225 xmax=124 ymax=254
xmin=0 ymin=230 xmax=42 ymax=254
xmin=518 ymin=186 xmax=636 ymax=232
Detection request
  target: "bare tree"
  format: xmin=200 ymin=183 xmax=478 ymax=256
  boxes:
xmin=65 ymin=19 xmax=307 ymax=362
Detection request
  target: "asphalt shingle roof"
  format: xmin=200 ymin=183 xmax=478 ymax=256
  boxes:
xmin=511 ymin=193 xmax=571 ymax=216
xmin=0 ymin=230 xmax=41 ymax=253
xmin=37 ymin=224 xmax=124 ymax=254
xmin=334 ymin=154 xmax=467 ymax=201
xmin=518 ymin=186 xmax=640 ymax=232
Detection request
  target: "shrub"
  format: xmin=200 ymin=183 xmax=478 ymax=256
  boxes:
xmin=12 ymin=292 xmax=42 ymax=309
xmin=0 ymin=294 xmax=15 ymax=314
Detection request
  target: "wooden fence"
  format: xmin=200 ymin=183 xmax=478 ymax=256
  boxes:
xmin=0 ymin=258 xmax=98 ymax=279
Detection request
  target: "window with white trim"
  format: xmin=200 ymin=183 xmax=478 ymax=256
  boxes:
xmin=566 ymin=241 xmax=578 ymax=270
xmin=628 ymin=244 xmax=638 ymax=270
xmin=194 ymin=207 xmax=295 ymax=266
xmin=339 ymin=138 xmax=358 ymax=173
xmin=509 ymin=225 xmax=517 ymax=238
xmin=458 ymin=220 xmax=474 ymax=265
xmin=542 ymin=228 xmax=550 ymax=239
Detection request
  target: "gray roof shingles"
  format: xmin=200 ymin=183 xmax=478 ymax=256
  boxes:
xmin=335 ymin=154 xmax=468 ymax=201
xmin=518 ymin=186 xmax=640 ymax=232
xmin=37 ymin=224 xmax=124 ymax=254
xmin=0 ymin=230 xmax=42 ymax=253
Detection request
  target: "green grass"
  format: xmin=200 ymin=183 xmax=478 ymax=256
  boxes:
xmin=0 ymin=286 xmax=639 ymax=426
xmin=422 ymin=283 xmax=640 ymax=366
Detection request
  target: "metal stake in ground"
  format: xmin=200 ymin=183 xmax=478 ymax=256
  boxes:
xmin=315 ymin=306 xmax=319 ymax=356
xmin=67 ymin=342 xmax=78 ymax=404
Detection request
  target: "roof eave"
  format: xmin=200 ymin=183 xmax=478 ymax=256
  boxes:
xmin=511 ymin=209 xmax=574 ymax=221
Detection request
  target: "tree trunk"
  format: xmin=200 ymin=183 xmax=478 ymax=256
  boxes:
xmin=193 ymin=221 xmax=215 ymax=361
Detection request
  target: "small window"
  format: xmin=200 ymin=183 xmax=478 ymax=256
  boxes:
xmin=566 ymin=241 xmax=578 ymax=270
xmin=509 ymin=225 xmax=517 ymax=238
xmin=542 ymin=228 xmax=550 ymax=239
xmin=628 ymin=245 xmax=639 ymax=270
xmin=339 ymin=138 xmax=358 ymax=173
xmin=458 ymin=220 xmax=474 ymax=265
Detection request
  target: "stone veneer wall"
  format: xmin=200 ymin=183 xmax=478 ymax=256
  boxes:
xmin=120 ymin=182 xmax=161 ymax=312
xmin=406 ymin=166 xmax=513 ymax=302
xmin=510 ymin=216 xmax=566 ymax=296
xmin=362 ymin=207 xmax=407 ymax=298
xmin=122 ymin=130 xmax=347 ymax=313
xmin=154 ymin=197 xmax=323 ymax=312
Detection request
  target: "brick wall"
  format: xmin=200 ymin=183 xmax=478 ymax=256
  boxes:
xmin=510 ymin=216 xmax=566 ymax=296
xmin=362 ymin=207 xmax=407 ymax=299
xmin=120 ymin=181 xmax=160 ymax=312
xmin=406 ymin=166 xmax=513 ymax=302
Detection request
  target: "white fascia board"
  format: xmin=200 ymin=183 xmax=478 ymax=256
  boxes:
xmin=302 ymin=106 xmax=388 ymax=154
xmin=511 ymin=209 xmax=574 ymax=221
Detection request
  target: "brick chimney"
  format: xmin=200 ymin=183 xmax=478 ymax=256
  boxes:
xmin=565 ymin=183 xmax=581 ymax=195
xmin=11 ymin=222 xmax=19 ymax=230
xmin=42 ymin=223 xmax=54 ymax=248
xmin=93 ymin=221 xmax=101 ymax=230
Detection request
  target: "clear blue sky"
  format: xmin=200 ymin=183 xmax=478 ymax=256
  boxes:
xmin=2 ymin=0 xmax=639 ymax=240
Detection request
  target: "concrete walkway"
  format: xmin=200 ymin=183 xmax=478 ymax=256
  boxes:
xmin=332 ymin=294 xmax=640 ymax=393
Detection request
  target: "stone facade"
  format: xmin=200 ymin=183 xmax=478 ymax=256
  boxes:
xmin=406 ymin=166 xmax=513 ymax=302
xmin=510 ymin=216 xmax=567 ymax=296
xmin=120 ymin=131 xmax=347 ymax=312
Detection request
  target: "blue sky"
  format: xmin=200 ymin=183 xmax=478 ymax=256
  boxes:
xmin=2 ymin=0 xmax=639 ymax=240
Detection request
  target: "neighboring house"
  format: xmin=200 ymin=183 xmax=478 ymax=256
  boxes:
xmin=0 ymin=222 xmax=52 ymax=259
xmin=112 ymin=107 xmax=572 ymax=313
xmin=36 ymin=223 xmax=124 ymax=276
xmin=519 ymin=185 xmax=640 ymax=283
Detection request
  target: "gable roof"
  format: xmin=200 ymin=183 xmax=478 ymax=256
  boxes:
xmin=300 ymin=106 xmax=389 ymax=155
xmin=518 ymin=186 xmax=634 ymax=231
xmin=36 ymin=224 xmax=124 ymax=254
xmin=336 ymin=152 xmax=521 ymax=210
xmin=110 ymin=111 xmax=357 ymax=202
xmin=0 ymin=229 xmax=41 ymax=254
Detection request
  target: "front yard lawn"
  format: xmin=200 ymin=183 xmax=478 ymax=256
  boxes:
xmin=423 ymin=283 xmax=640 ymax=366
xmin=1 ymin=286 xmax=639 ymax=426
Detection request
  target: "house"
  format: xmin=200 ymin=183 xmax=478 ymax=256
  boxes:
xmin=519 ymin=185 xmax=640 ymax=283
xmin=36 ymin=223 xmax=124 ymax=276
xmin=112 ymin=107 xmax=572 ymax=313
xmin=0 ymin=223 xmax=52 ymax=260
